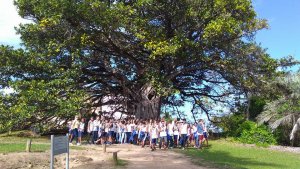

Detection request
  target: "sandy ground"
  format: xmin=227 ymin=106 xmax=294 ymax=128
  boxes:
xmin=0 ymin=144 xmax=209 ymax=169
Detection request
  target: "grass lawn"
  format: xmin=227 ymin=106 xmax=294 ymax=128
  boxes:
xmin=180 ymin=140 xmax=300 ymax=169
xmin=0 ymin=143 xmax=50 ymax=153
xmin=0 ymin=130 xmax=86 ymax=153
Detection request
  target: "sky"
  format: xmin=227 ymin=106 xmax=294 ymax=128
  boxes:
xmin=253 ymin=0 xmax=300 ymax=70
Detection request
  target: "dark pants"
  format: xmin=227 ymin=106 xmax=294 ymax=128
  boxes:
xmin=70 ymin=128 xmax=78 ymax=143
xmin=159 ymin=136 xmax=167 ymax=148
xmin=92 ymin=131 xmax=98 ymax=144
xmin=87 ymin=132 xmax=93 ymax=144
xmin=167 ymin=135 xmax=174 ymax=147
xmin=126 ymin=132 xmax=131 ymax=143
xmin=180 ymin=134 xmax=187 ymax=148
xmin=174 ymin=135 xmax=178 ymax=147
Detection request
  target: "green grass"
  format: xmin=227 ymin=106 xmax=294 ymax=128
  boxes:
xmin=0 ymin=130 xmax=86 ymax=153
xmin=0 ymin=143 xmax=50 ymax=153
xmin=116 ymin=159 xmax=127 ymax=166
xmin=0 ymin=142 xmax=86 ymax=153
xmin=180 ymin=140 xmax=300 ymax=169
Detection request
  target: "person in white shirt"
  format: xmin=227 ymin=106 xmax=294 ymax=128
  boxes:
xmin=173 ymin=120 xmax=180 ymax=148
xmin=180 ymin=119 xmax=188 ymax=150
xmin=87 ymin=117 xmax=94 ymax=144
xmin=108 ymin=119 xmax=115 ymax=144
xmin=150 ymin=122 xmax=158 ymax=151
xmin=167 ymin=121 xmax=174 ymax=148
xmin=77 ymin=118 xmax=85 ymax=145
xmin=129 ymin=120 xmax=136 ymax=144
xmin=126 ymin=122 xmax=132 ymax=143
xmin=159 ymin=120 xmax=167 ymax=150
xmin=92 ymin=116 xmax=100 ymax=144
xmin=120 ymin=121 xmax=126 ymax=144
xmin=140 ymin=122 xmax=148 ymax=147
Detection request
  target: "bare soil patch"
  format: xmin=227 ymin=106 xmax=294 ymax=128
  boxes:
xmin=0 ymin=144 xmax=209 ymax=169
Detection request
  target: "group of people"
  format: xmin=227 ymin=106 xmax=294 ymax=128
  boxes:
xmin=68 ymin=115 xmax=209 ymax=151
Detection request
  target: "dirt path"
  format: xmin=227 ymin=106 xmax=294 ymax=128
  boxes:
xmin=0 ymin=144 xmax=209 ymax=169
xmin=117 ymin=144 xmax=208 ymax=169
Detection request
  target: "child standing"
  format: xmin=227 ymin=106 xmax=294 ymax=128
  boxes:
xmin=150 ymin=122 xmax=158 ymax=151
xmin=77 ymin=118 xmax=85 ymax=145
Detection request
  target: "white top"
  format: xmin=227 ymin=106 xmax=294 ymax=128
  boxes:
xmin=93 ymin=120 xmax=100 ymax=131
xmin=117 ymin=124 xmax=122 ymax=133
xmin=130 ymin=124 xmax=135 ymax=132
xmin=187 ymin=127 xmax=191 ymax=136
xmin=160 ymin=125 xmax=167 ymax=137
xmin=79 ymin=122 xmax=85 ymax=132
xmin=173 ymin=124 xmax=179 ymax=135
xmin=181 ymin=123 xmax=188 ymax=134
xmin=168 ymin=124 xmax=174 ymax=135
xmin=105 ymin=123 xmax=110 ymax=132
xmin=151 ymin=127 xmax=158 ymax=139
xmin=113 ymin=123 xmax=118 ymax=132
xmin=126 ymin=124 xmax=132 ymax=132
xmin=100 ymin=122 xmax=105 ymax=130
xmin=141 ymin=126 xmax=147 ymax=132
xmin=87 ymin=120 xmax=94 ymax=133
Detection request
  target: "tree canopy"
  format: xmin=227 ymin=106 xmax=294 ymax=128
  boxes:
xmin=0 ymin=0 xmax=295 ymax=131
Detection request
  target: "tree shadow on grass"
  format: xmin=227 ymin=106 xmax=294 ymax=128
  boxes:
xmin=181 ymin=147 xmax=287 ymax=169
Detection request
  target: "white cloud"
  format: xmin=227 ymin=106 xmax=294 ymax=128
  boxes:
xmin=0 ymin=0 xmax=31 ymax=46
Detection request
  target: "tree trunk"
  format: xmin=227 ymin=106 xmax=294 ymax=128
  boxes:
xmin=245 ymin=92 xmax=251 ymax=120
xmin=131 ymin=83 xmax=162 ymax=119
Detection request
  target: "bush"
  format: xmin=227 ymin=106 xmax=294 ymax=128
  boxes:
xmin=238 ymin=121 xmax=276 ymax=146
xmin=215 ymin=114 xmax=245 ymax=137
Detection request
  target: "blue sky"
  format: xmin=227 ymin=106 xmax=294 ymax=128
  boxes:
xmin=253 ymin=0 xmax=300 ymax=70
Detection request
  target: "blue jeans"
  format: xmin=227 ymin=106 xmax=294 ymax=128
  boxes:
xmin=167 ymin=135 xmax=174 ymax=147
xmin=70 ymin=128 xmax=78 ymax=143
xmin=195 ymin=134 xmax=199 ymax=147
xmin=126 ymin=132 xmax=131 ymax=143
xmin=121 ymin=132 xmax=126 ymax=143
xmin=116 ymin=133 xmax=120 ymax=143
xmin=174 ymin=135 xmax=178 ymax=147
xmin=92 ymin=131 xmax=98 ymax=144
xmin=181 ymin=134 xmax=187 ymax=148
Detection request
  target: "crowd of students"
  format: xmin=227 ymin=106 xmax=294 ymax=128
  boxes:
xmin=68 ymin=115 xmax=209 ymax=150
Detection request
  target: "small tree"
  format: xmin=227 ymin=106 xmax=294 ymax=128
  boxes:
xmin=257 ymin=73 xmax=300 ymax=146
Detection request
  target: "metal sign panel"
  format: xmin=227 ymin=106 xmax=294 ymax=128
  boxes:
xmin=52 ymin=135 xmax=68 ymax=155
xmin=50 ymin=134 xmax=69 ymax=169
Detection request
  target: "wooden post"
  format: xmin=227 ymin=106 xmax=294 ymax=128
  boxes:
xmin=26 ymin=139 xmax=32 ymax=152
xmin=113 ymin=152 xmax=118 ymax=165
xmin=103 ymin=144 xmax=106 ymax=153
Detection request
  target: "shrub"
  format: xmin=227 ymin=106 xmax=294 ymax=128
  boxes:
xmin=238 ymin=121 xmax=276 ymax=146
xmin=215 ymin=114 xmax=245 ymax=137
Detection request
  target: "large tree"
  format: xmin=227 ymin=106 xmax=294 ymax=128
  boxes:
xmin=0 ymin=0 xmax=292 ymax=129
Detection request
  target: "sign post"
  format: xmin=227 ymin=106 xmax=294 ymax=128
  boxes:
xmin=50 ymin=134 xmax=69 ymax=169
